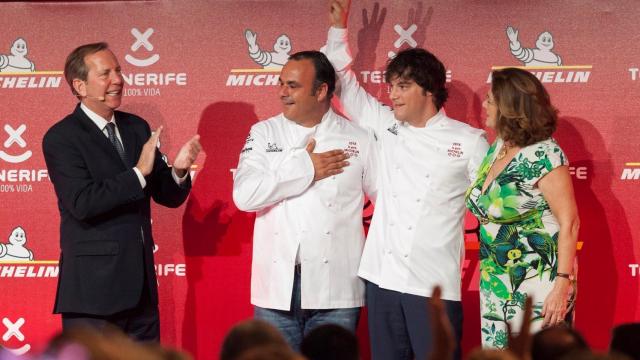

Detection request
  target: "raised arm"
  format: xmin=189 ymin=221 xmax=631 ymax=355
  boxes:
xmin=322 ymin=0 xmax=395 ymax=134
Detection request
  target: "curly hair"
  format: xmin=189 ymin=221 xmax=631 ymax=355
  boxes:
xmin=385 ymin=48 xmax=448 ymax=109
xmin=491 ymin=68 xmax=557 ymax=147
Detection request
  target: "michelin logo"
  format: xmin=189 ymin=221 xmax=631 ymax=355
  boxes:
xmin=227 ymin=30 xmax=294 ymax=87
xmin=0 ymin=38 xmax=61 ymax=89
xmin=0 ymin=227 xmax=33 ymax=261
xmin=245 ymin=29 xmax=291 ymax=69
xmin=0 ymin=226 xmax=59 ymax=278
xmin=621 ymin=163 xmax=640 ymax=180
xmin=506 ymin=26 xmax=561 ymax=66
xmin=0 ymin=38 xmax=35 ymax=73
xmin=488 ymin=25 xmax=591 ymax=84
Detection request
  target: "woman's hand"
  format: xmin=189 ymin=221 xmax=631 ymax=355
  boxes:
xmin=541 ymin=278 xmax=570 ymax=327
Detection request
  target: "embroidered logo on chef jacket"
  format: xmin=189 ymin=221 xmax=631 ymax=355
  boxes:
xmin=343 ymin=141 xmax=360 ymax=158
xmin=240 ymin=134 xmax=254 ymax=154
xmin=447 ymin=142 xmax=464 ymax=158
xmin=387 ymin=123 xmax=399 ymax=135
xmin=266 ymin=142 xmax=283 ymax=152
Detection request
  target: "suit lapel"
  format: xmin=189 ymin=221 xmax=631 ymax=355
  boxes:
xmin=73 ymin=105 xmax=127 ymax=169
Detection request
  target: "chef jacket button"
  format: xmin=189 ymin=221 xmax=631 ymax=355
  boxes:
xmin=404 ymin=254 xmax=409 ymax=258
xmin=387 ymin=249 xmax=392 ymax=254
xmin=274 ymin=232 xmax=279 ymax=236
xmin=390 ymin=222 xmax=395 ymax=227
xmin=392 ymin=193 xmax=397 ymax=198
xmin=331 ymin=176 xmax=336 ymax=180
xmin=407 ymin=225 xmax=413 ymax=230
xmin=425 ymin=174 xmax=430 ymax=178
xmin=325 ymin=230 xmax=331 ymax=235
xmin=327 ymin=203 xmax=333 ymax=208
xmin=416 ymin=198 xmax=421 ymax=202
xmin=323 ymin=258 xmax=329 ymax=264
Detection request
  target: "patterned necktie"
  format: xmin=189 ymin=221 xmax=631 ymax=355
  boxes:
xmin=105 ymin=122 xmax=128 ymax=165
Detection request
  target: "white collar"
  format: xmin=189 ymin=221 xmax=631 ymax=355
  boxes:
xmin=80 ymin=102 xmax=116 ymax=130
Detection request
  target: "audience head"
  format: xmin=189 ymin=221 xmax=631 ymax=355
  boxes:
xmin=236 ymin=344 xmax=302 ymax=360
xmin=610 ymin=323 xmax=640 ymax=360
xmin=300 ymin=324 xmax=359 ymax=360
xmin=531 ymin=325 xmax=589 ymax=360
xmin=220 ymin=319 xmax=289 ymax=360
xmin=44 ymin=325 xmax=189 ymax=360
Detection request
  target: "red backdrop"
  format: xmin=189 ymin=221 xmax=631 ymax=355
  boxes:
xmin=1 ymin=1 xmax=639 ymax=359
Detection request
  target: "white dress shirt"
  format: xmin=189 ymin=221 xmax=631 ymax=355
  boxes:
xmin=323 ymin=27 xmax=489 ymax=301
xmin=233 ymin=109 xmax=378 ymax=310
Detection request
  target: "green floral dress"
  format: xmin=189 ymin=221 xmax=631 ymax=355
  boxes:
xmin=465 ymin=138 xmax=574 ymax=348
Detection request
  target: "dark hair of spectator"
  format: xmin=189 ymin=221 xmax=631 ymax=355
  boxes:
xmin=300 ymin=324 xmax=359 ymax=360
xmin=220 ymin=319 xmax=289 ymax=360
xmin=531 ymin=325 xmax=589 ymax=360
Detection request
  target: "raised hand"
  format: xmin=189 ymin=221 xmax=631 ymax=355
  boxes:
xmin=306 ymin=138 xmax=349 ymax=181
xmin=329 ymin=0 xmax=351 ymax=28
xmin=172 ymin=135 xmax=202 ymax=178
xmin=245 ymin=29 xmax=258 ymax=53
xmin=507 ymin=296 xmax=533 ymax=360
xmin=427 ymin=286 xmax=455 ymax=360
xmin=136 ymin=126 xmax=163 ymax=176
xmin=506 ymin=26 xmax=519 ymax=45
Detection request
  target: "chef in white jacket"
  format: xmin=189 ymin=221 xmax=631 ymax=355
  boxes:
xmin=232 ymin=50 xmax=377 ymax=350
xmin=321 ymin=2 xmax=490 ymax=360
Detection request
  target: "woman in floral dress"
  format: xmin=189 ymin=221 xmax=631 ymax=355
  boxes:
xmin=465 ymin=68 xmax=579 ymax=348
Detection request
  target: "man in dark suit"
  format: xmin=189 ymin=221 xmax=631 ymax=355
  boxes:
xmin=42 ymin=42 xmax=201 ymax=341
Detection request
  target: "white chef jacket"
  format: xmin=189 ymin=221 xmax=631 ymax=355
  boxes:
xmin=323 ymin=27 xmax=489 ymax=301
xmin=233 ymin=109 xmax=378 ymax=310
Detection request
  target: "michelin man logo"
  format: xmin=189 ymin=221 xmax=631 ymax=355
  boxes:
xmin=388 ymin=24 xmax=418 ymax=59
xmin=506 ymin=26 xmax=562 ymax=66
xmin=0 ymin=124 xmax=32 ymax=163
xmin=244 ymin=29 xmax=291 ymax=69
xmin=125 ymin=28 xmax=160 ymax=67
xmin=0 ymin=38 xmax=35 ymax=73
xmin=2 ymin=318 xmax=30 ymax=355
xmin=0 ymin=226 xmax=34 ymax=261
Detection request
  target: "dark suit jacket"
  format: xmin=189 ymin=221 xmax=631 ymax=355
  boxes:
xmin=42 ymin=104 xmax=191 ymax=316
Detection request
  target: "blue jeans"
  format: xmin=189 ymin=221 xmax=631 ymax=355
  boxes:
xmin=254 ymin=267 xmax=360 ymax=351
xmin=366 ymin=281 xmax=463 ymax=360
